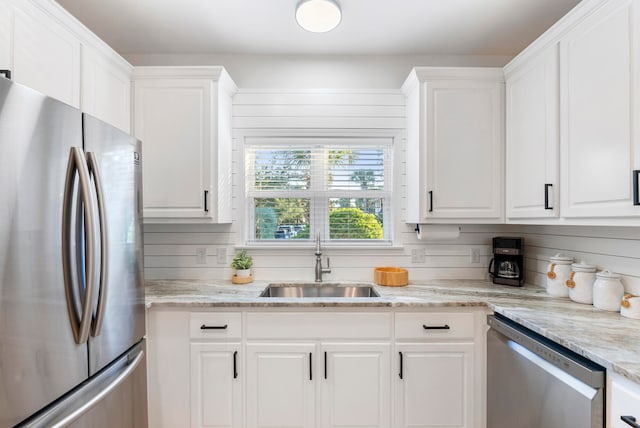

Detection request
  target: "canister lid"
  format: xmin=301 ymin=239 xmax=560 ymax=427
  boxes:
xmin=596 ymin=269 xmax=621 ymax=279
xmin=549 ymin=253 xmax=573 ymax=263
xmin=571 ymin=262 xmax=596 ymax=272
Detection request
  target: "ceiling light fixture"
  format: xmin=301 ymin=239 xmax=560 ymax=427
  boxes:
xmin=295 ymin=0 xmax=342 ymax=33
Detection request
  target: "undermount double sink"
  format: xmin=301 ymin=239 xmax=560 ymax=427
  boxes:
xmin=260 ymin=283 xmax=380 ymax=298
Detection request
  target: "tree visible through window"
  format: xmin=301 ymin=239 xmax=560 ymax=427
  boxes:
xmin=245 ymin=137 xmax=392 ymax=243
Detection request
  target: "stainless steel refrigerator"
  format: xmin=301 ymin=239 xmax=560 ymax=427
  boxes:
xmin=0 ymin=76 xmax=147 ymax=427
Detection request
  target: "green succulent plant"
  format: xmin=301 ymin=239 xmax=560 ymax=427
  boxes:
xmin=231 ymin=250 xmax=253 ymax=270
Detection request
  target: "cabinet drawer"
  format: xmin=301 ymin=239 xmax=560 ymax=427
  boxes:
xmin=190 ymin=312 xmax=242 ymax=339
xmin=246 ymin=312 xmax=392 ymax=339
xmin=395 ymin=312 xmax=475 ymax=340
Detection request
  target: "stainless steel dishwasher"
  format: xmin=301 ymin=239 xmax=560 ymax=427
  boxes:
xmin=487 ymin=314 xmax=605 ymax=428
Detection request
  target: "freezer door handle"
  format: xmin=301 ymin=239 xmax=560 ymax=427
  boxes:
xmin=62 ymin=147 xmax=96 ymax=344
xmin=43 ymin=349 xmax=145 ymax=428
xmin=86 ymin=152 xmax=109 ymax=337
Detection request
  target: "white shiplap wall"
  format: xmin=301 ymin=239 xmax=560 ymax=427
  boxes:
xmin=512 ymin=225 xmax=640 ymax=295
xmin=143 ymin=88 xmax=504 ymax=282
xmin=142 ymin=87 xmax=640 ymax=290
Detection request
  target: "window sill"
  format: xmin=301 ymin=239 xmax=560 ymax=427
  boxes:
xmin=236 ymin=243 xmax=405 ymax=254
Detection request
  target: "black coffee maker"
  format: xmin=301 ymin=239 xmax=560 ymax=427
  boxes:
xmin=488 ymin=237 xmax=524 ymax=286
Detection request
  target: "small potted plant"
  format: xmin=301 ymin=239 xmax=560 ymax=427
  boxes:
xmin=231 ymin=250 xmax=253 ymax=278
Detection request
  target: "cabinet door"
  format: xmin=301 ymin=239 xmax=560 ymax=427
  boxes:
xmin=396 ymin=343 xmax=475 ymax=428
xmin=134 ymin=78 xmax=213 ymax=220
xmin=321 ymin=343 xmax=391 ymax=428
xmin=560 ymin=0 xmax=640 ymax=218
xmin=12 ymin=3 xmax=80 ymax=107
xmin=146 ymin=309 xmax=191 ymax=428
xmin=246 ymin=343 xmax=316 ymax=428
xmin=425 ymin=80 xmax=503 ymax=221
xmin=506 ymin=46 xmax=560 ymax=220
xmin=191 ymin=342 xmax=242 ymax=428
xmin=610 ymin=376 xmax=640 ymax=428
xmin=82 ymin=45 xmax=132 ymax=133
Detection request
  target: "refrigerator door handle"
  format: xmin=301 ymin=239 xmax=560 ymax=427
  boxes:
xmin=62 ymin=147 xmax=96 ymax=344
xmin=86 ymin=152 xmax=109 ymax=337
xmin=22 ymin=348 xmax=145 ymax=428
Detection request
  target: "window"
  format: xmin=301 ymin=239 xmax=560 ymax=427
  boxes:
xmin=245 ymin=136 xmax=393 ymax=244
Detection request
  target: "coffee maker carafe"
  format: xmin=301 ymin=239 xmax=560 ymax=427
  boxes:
xmin=488 ymin=237 xmax=524 ymax=286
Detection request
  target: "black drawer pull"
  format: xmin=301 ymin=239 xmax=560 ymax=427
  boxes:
xmin=233 ymin=351 xmax=238 ymax=379
xmin=634 ymin=170 xmax=639 ymax=206
xmin=309 ymin=353 xmax=313 ymax=381
xmin=324 ymin=352 xmax=327 ymax=380
xmin=200 ymin=324 xmax=228 ymax=330
xmin=423 ymin=324 xmax=451 ymax=330
xmin=622 ymin=416 xmax=640 ymax=427
xmin=544 ymin=183 xmax=553 ymax=210
xmin=399 ymin=351 xmax=403 ymax=380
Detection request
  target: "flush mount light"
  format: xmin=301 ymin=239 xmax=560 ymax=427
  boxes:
xmin=295 ymin=0 xmax=342 ymax=33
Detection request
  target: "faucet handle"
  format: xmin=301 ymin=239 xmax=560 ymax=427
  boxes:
xmin=323 ymin=257 xmax=331 ymax=274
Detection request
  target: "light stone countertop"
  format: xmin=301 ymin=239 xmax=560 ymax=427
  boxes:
xmin=145 ymin=279 xmax=640 ymax=384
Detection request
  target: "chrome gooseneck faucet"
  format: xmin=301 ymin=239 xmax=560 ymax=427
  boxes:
xmin=315 ymin=233 xmax=331 ymax=282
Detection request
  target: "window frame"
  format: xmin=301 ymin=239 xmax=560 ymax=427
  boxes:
xmin=238 ymin=129 xmax=403 ymax=248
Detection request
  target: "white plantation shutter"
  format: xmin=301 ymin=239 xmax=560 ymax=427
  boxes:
xmin=245 ymin=137 xmax=393 ymax=243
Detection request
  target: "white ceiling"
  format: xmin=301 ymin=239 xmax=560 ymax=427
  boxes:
xmin=55 ymin=0 xmax=582 ymax=57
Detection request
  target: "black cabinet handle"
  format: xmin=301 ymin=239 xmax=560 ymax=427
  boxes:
xmin=0 ymin=70 xmax=11 ymax=80
xmin=309 ymin=353 xmax=313 ymax=381
xmin=204 ymin=190 xmax=209 ymax=212
xmin=423 ymin=324 xmax=451 ymax=330
xmin=200 ymin=324 xmax=228 ymax=330
xmin=622 ymin=416 xmax=640 ymax=427
xmin=233 ymin=351 xmax=238 ymax=379
xmin=399 ymin=352 xmax=403 ymax=379
xmin=633 ymin=170 xmax=639 ymax=206
xmin=428 ymin=191 xmax=434 ymax=212
xmin=544 ymin=183 xmax=553 ymax=210
xmin=324 ymin=352 xmax=327 ymax=379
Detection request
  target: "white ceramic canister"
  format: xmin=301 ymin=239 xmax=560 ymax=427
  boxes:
xmin=546 ymin=254 xmax=574 ymax=297
xmin=621 ymin=294 xmax=640 ymax=319
xmin=565 ymin=262 xmax=597 ymax=304
xmin=593 ymin=270 xmax=624 ymax=311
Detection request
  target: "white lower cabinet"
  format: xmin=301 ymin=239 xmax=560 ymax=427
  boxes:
xmin=191 ymin=342 xmax=242 ymax=428
xmin=396 ymin=343 xmax=475 ymax=428
xmin=321 ymin=343 xmax=391 ymax=428
xmin=246 ymin=343 xmax=317 ymax=428
xmin=147 ymin=308 xmax=483 ymax=428
xmin=394 ymin=312 xmax=481 ymax=428
xmin=610 ymin=373 xmax=640 ymax=428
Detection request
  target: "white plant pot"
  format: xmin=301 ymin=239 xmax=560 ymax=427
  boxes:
xmin=235 ymin=269 xmax=251 ymax=278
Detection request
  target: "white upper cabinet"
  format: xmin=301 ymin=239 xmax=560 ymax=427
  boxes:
xmin=81 ymin=45 xmax=132 ymax=133
xmin=12 ymin=1 xmax=81 ymax=108
xmin=505 ymin=45 xmax=560 ymax=220
xmin=402 ymin=68 xmax=504 ymax=224
xmin=560 ymin=0 xmax=640 ymax=219
xmin=3 ymin=0 xmax=132 ymax=130
xmin=133 ymin=67 xmax=237 ymax=223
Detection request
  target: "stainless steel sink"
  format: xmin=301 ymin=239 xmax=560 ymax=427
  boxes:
xmin=260 ymin=283 xmax=380 ymax=298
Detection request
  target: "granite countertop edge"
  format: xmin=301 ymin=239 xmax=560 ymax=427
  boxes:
xmin=145 ymin=279 xmax=640 ymax=384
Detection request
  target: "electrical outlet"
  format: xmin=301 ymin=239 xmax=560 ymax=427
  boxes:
xmin=196 ymin=247 xmax=207 ymax=265
xmin=470 ymin=248 xmax=480 ymax=264
xmin=411 ymin=248 xmax=426 ymax=263
xmin=217 ymin=247 xmax=227 ymax=265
